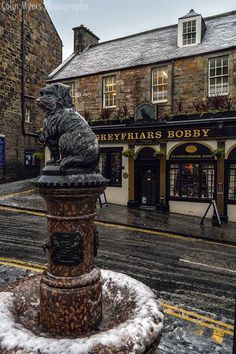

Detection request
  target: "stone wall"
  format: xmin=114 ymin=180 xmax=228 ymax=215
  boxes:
xmin=61 ymin=50 xmax=236 ymax=121
xmin=0 ymin=0 xmax=62 ymax=181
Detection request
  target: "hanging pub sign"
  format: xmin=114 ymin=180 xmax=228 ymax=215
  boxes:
xmin=169 ymin=143 xmax=213 ymax=159
xmin=135 ymin=102 xmax=158 ymax=121
xmin=0 ymin=136 xmax=5 ymax=168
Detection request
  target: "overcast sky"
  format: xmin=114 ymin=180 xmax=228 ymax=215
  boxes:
xmin=45 ymin=0 xmax=236 ymax=60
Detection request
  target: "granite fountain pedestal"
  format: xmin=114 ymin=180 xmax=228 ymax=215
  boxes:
xmin=0 ymin=83 xmax=163 ymax=353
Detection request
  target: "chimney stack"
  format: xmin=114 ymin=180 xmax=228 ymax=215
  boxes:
xmin=73 ymin=25 xmax=100 ymax=53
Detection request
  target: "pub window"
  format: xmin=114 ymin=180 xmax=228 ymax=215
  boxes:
xmin=209 ymin=56 xmax=229 ymax=96
xmin=99 ymin=148 xmax=122 ymax=186
xmin=66 ymin=82 xmax=76 ymax=105
xmin=228 ymin=163 xmax=236 ymax=201
xmin=25 ymin=107 xmax=31 ymax=123
xmin=169 ymin=162 xmax=215 ymax=199
xmin=183 ymin=20 xmax=196 ymax=46
xmin=152 ymin=67 xmax=168 ymax=103
xmin=103 ymin=75 xmax=117 ymax=108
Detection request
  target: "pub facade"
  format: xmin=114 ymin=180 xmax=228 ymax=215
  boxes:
xmin=47 ymin=9 xmax=236 ymax=222
xmin=93 ymin=117 xmax=236 ymax=223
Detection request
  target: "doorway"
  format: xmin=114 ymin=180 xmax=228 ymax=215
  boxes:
xmin=135 ymin=147 xmax=160 ymax=206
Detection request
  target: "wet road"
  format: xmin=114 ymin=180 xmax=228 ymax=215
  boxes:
xmin=0 ymin=207 xmax=235 ymax=353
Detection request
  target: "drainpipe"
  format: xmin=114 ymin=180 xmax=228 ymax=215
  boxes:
xmin=21 ymin=4 xmax=37 ymax=138
xmin=171 ymin=59 xmax=175 ymax=114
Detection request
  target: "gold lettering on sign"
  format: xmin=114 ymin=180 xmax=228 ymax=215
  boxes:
xmin=193 ymin=130 xmax=201 ymax=138
xmin=127 ymin=132 xmax=134 ymax=140
xmin=176 ymin=130 xmax=184 ymax=138
xmin=139 ymin=132 xmax=146 ymax=139
xmin=100 ymin=134 xmax=107 ymax=141
xmin=155 ymin=131 xmax=162 ymax=139
xmin=107 ymin=134 xmax=113 ymax=141
xmin=135 ymin=132 xmax=139 ymax=139
xmin=147 ymin=131 xmax=154 ymax=139
xmin=114 ymin=134 xmax=120 ymax=141
xmin=184 ymin=130 xmax=192 ymax=138
xmin=121 ymin=133 xmax=127 ymax=140
xmin=202 ymin=129 xmax=210 ymax=137
xmin=168 ymin=131 xmax=175 ymax=138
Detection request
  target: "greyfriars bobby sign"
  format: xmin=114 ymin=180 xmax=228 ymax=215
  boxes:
xmin=135 ymin=102 xmax=158 ymax=121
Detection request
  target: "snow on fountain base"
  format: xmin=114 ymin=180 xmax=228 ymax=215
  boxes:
xmin=0 ymin=270 xmax=164 ymax=354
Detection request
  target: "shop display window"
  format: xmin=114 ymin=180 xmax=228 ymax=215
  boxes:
xmin=228 ymin=163 xmax=236 ymax=201
xmin=99 ymin=148 xmax=122 ymax=186
xmin=169 ymin=162 xmax=215 ymax=199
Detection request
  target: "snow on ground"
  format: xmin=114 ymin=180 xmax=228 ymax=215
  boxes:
xmin=0 ymin=269 xmax=163 ymax=354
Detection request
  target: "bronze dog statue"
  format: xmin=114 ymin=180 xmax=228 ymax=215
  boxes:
xmin=37 ymin=83 xmax=99 ymax=173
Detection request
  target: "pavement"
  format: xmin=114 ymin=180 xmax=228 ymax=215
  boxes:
xmin=0 ymin=178 xmax=235 ymax=245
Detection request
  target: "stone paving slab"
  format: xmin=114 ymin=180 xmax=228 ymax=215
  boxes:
xmin=0 ymin=179 xmax=235 ymax=245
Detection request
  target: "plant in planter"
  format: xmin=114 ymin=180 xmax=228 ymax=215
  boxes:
xmin=122 ymin=148 xmax=136 ymax=159
xmin=100 ymin=108 xmax=114 ymax=121
xmin=175 ymin=97 xmax=185 ymax=115
xmin=210 ymin=148 xmax=225 ymax=158
xmin=33 ymin=149 xmax=45 ymax=170
xmin=224 ymin=96 xmax=233 ymax=112
xmin=208 ymin=95 xmax=226 ymax=111
xmin=84 ymin=110 xmax=92 ymax=123
xmin=115 ymin=103 xmax=132 ymax=120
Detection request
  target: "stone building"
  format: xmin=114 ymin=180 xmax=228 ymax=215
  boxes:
xmin=0 ymin=0 xmax=62 ymax=181
xmin=47 ymin=10 xmax=236 ymax=223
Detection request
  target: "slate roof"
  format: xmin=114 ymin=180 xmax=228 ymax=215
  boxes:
xmin=179 ymin=9 xmax=201 ymax=19
xmin=47 ymin=11 xmax=236 ymax=82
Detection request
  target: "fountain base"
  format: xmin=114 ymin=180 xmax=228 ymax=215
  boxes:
xmin=0 ymin=270 xmax=163 ymax=354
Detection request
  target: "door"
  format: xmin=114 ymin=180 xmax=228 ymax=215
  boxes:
xmin=139 ymin=165 xmax=159 ymax=206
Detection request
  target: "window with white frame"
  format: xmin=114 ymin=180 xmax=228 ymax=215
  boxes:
xmin=66 ymin=82 xmax=76 ymax=105
xmin=209 ymin=56 xmax=229 ymax=96
xmin=25 ymin=107 xmax=31 ymax=123
xmin=152 ymin=67 xmax=168 ymax=103
xmin=182 ymin=20 xmax=196 ymax=45
xmin=103 ymin=75 xmax=116 ymax=108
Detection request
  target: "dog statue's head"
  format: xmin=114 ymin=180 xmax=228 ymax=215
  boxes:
xmin=37 ymin=83 xmax=74 ymax=114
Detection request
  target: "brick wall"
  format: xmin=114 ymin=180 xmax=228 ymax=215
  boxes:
xmin=61 ymin=50 xmax=236 ymax=121
xmin=0 ymin=0 xmax=62 ymax=180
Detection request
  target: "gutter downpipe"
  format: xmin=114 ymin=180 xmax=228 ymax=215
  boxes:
xmin=21 ymin=4 xmax=37 ymax=138
xmin=171 ymin=59 xmax=175 ymax=114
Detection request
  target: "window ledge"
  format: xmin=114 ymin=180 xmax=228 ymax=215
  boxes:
xmin=152 ymin=100 xmax=168 ymax=104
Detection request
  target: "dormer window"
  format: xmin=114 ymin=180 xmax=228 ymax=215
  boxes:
xmin=178 ymin=9 xmax=206 ymax=48
xmin=183 ymin=20 xmax=196 ymax=45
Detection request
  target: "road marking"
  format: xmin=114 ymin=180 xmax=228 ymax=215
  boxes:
xmin=0 ymin=204 xmax=235 ymax=249
xmin=0 ymin=189 xmax=34 ymax=199
xmin=163 ymin=308 xmax=233 ymax=336
xmin=0 ymin=257 xmax=234 ymax=342
xmin=212 ymin=329 xmax=224 ymax=344
xmin=180 ymin=259 xmax=236 ymax=274
xmin=0 ymin=257 xmax=46 ymax=270
xmin=161 ymin=302 xmax=234 ymax=330
xmin=0 ymin=206 xmax=45 ymax=217
xmin=96 ymin=221 xmax=236 ymax=249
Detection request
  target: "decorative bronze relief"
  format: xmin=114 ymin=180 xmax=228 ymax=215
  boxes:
xmin=51 ymin=232 xmax=84 ymax=266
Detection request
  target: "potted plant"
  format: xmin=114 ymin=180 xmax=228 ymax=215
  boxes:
xmin=210 ymin=148 xmax=225 ymax=158
xmin=122 ymin=148 xmax=136 ymax=159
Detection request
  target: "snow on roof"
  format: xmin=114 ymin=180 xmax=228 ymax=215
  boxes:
xmin=179 ymin=9 xmax=201 ymax=19
xmin=47 ymin=11 xmax=236 ymax=82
